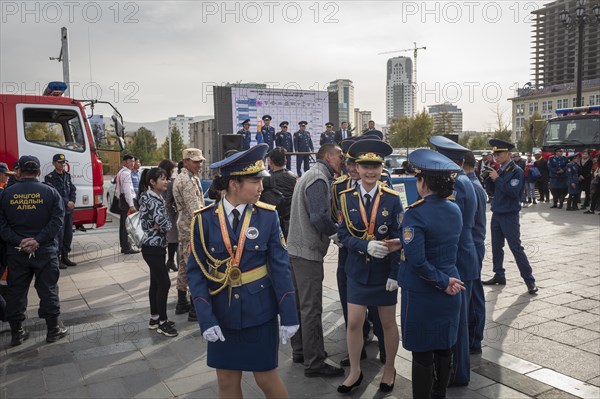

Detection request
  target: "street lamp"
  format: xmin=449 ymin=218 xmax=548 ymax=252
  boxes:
xmin=559 ymin=0 xmax=600 ymax=107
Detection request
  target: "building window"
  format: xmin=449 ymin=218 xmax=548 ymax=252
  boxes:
xmin=557 ymin=98 xmax=568 ymax=109
xmin=516 ymin=104 xmax=525 ymax=116
xmin=589 ymin=94 xmax=599 ymax=106
xmin=528 ymin=102 xmax=538 ymax=114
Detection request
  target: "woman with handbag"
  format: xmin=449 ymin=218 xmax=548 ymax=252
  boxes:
xmin=138 ymin=167 xmax=178 ymax=337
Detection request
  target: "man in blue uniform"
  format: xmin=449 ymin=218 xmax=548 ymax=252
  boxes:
xmin=463 ymin=151 xmax=487 ymax=355
xmin=45 ymin=154 xmax=77 ymax=269
xmin=320 ymin=122 xmax=336 ymax=146
xmin=237 ymin=119 xmax=252 ymax=151
xmin=548 ymin=148 xmax=568 ymax=208
xmin=293 ymin=121 xmax=314 ymax=177
xmin=258 ymin=115 xmax=275 ymax=151
xmin=483 ymin=139 xmax=538 ymax=295
xmin=429 ymin=136 xmax=478 ymax=387
xmin=0 ymin=156 xmax=68 ymax=346
xmin=275 ymin=121 xmax=294 ymax=171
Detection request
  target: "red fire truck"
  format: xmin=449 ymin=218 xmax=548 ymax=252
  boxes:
xmin=0 ymin=82 xmax=125 ymax=228
xmin=541 ymin=105 xmax=600 ymax=159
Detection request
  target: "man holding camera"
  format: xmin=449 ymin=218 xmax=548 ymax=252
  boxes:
xmin=482 ymin=139 xmax=538 ymax=295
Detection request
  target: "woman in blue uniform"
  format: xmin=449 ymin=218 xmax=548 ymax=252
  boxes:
xmin=337 ymin=139 xmax=402 ymax=394
xmin=186 ymin=144 xmax=299 ymax=399
xmin=396 ymin=149 xmax=466 ymax=399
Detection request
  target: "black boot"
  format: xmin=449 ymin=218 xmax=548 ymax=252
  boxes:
xmin=175 ymin=290 xmax=190 ymax=314
xmin=61 ymin=254 xmax=77 ymax=267
xmin=432 ymin=354 xmax=453 ymax=399
xmin=10 ymin=321 xmax=30 ymax=346
xmin=46 ymin=318 xmax=68 ymax=343
xmin=412 ymin=361 xmax=434 ymax=399
xmin=188 ymin=295 xmax=197 ymax=321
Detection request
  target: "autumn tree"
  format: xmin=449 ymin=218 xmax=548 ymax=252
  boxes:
xmin=517 ymin=113 xmax=546 ymax=153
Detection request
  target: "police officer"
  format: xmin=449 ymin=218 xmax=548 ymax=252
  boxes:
xmin=293 ymin=121 xmax=314 ymax=176
xmin=483 ymin=139 xmax=538 ymax=295
xmin=275 ymin=121 xmax=294 ymax=171
xmin=565 ymin=154 xmax=580 ymax=210
xmin=395 ymin=149 xmax=465 ymax=399
xmin=238 ymin=119 xmax=252 ymax=151
xmin=45 ymin=154 xmax=77 ymax=269
xmin=186 ymin=144 xmax=298 ymax=398
xmin=548 ymin=148 xmax=568 ymax=208
xmin=320 ymin=122 xmax=336 ymax=146
xmin=337 ymin=139 xmax=402 ymax=394
xmin=0 ymin=156 xmax=68 ymax=346
xmin=258 ymin=115 xmax=275 ymax=151
xmin=429 ymin=136 xmax=479 ymax=387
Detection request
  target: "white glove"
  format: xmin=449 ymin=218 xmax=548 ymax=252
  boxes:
xmin=329 ymin=233 xmax=343 ymax=248
xmin=279 ymin=325 xmax=300 ymax=344
xmin=386 ymin=278 xmax=399 ymax=291
xmin=367 ymin=241 xmax=389 ymax=258
xmin=203 ymin=325 xmax=225 ymax=342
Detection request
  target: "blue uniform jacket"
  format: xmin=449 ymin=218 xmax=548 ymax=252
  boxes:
xmin=293 ymin=131 xmax=314 ymax=152
xmin=238 ymin=129 xmax=252 ymax=150
xmin=453 ymin=172 xmax=479 ymax=281
xmin=548 ymin=156 xmax=568 ymax=189
xmin=275 ymin=131 xmax=294 ymax=152
xmin=338 ymin=184 xmax=403 ymax=285
xmin=398 ymin=195 xmax=462 ymax=292
xmin=259 ymin=126 xmax=275 ymax=151
xmin=490 ymin=161 xmax=525 ymax=214
xmin=565 ymin=162 xmax=580 ymax=195
xmin=320 ymin=132 xmax=336 ymax=146
xmin=187 ymin=201 xmax=298 ymax=332
xmin=467 ymin=172 xmax=487 ymax=247
xmin=0 ymin=178 xmax=65 ymax=255
xmin=44 ymin=170 xmax=76 ymax=213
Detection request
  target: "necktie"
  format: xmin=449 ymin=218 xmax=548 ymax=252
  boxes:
xmin=364 ymin=193 xmax=371 ymax=210
xmin=232 ymin=209 xmax=240 ymax=232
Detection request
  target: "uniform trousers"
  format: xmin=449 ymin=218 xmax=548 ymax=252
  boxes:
xmin=5 ymin=253 xmax=61 ymax=322
xmin=469 ymin=243 xmax=486 ymax=350
xmin=296 ymin=155 xmax=311 ymax=176
xmin=290 ymin=256 xmax=327 ymax=370
xmin=450 ymin=280 xmax=473 ymax=385
xmin=177 ymin=237 xmax=190 ymax=291
xmin=491 ymin=213 xmax=535 ymax=284
xmin=58 ymin=210 xmax=74 ymax=257
xmin=286 ymin=155 xmax=292 ymax=171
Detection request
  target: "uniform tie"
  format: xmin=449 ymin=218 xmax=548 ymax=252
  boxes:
xmin=232 ymin=209 xmax=240 ymax=232
xmin=364 ymin=193 xmax=371 ymax=210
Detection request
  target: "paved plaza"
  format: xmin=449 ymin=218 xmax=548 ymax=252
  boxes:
xmin=1 ymin=203 xmax=599 ymax=398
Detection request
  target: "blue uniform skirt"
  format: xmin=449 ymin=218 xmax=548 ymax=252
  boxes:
xmin=207 ymin=317 xmax=279 ymax=372
xmin=400 ymin=288 xmax=461 ymax=352
xmin=347 ymin=277 xmax=398 ymax=307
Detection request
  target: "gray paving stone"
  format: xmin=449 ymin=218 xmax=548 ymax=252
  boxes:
xmin=550 ymin=327 xmax=599 ymax=347
xmin=527 ymin=368 xmax=600 ymax=399
xmin=80 ymin=359 xmax=150 ymax=384
xmin=119 ymin=370 xmax=173 ymax=398
xmin=559 ymin=312 xmax=599 ymax=327
xmin=87 ymin=379 xmax=131 ymax=399
xmin=524 ymin=320 xmax=580 ymax=340
xmin=473 ymin=361 xmax=553 ymax=397
xmin=42 ymin=362 xmax=85 ymax=393
xmin=163 ymin=370 xmax=217 ymax=396
xmin=476 ymin=382 xmax=532 ymax=398
xmin=537 ymin=388 xmax=584 ymax=399
xmin=579 ymin=338 xmax=600 ymax=355
xmin=177 ymin=387 xmax=218 ymax=399
xmin=72 ymin=342 xmax=138 ymax=361
xmin=33 ymin=385 xmax=91 ymax=399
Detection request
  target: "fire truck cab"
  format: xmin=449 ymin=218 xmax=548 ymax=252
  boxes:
xmin=0 ymin=82 xmax=125 ymax=228
xmin=541 ymin=105 xmax=600 ymax=159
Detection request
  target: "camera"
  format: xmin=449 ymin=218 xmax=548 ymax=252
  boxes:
xmin=481 ymin=166 xmax=494 ymax=179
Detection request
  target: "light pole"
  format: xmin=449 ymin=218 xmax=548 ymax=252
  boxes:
xmin=559 ymin=0 xmax=600 ymax=107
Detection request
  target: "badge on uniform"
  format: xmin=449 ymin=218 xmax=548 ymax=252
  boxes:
xmin=245 ymin=227 xmax=259 ymax=240
xmin=280 ymin=231 xmax=287 ymax=249
xmin=403 ymin=227 xmax=414 ymax=244
xmin=381 ymin=208 xmax=389 ymax=217
xmin=378 ymin=225 xmax=388 ymax=235
xmin=510 ymin=179 xmax=520 ymax=187
xmin=397 ymin=213 xmax=403 ymax=225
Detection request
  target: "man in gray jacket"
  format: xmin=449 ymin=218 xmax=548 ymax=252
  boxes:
xmin=288 ymin=143 xmax=345 ymax=378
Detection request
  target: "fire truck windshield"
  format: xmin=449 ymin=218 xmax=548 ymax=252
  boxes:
xmin=543 ymin=117 xmax=600 ymax=147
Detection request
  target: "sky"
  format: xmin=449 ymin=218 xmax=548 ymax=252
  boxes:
xmin=1 ymin=0 xmax=551 ymax=132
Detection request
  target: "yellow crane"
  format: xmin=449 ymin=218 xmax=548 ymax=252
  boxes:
xmin=379 ymin=42 xmax=426 ymax=116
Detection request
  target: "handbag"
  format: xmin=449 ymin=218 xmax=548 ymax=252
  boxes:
xmin=109 ymin=194 xmax=120 ymax=214
xmin=125 ymin=211 xmax=145 ymax=248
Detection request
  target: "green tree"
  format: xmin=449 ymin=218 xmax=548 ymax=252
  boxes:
xmin=517 ymin=113 xmax=546 ymax=153
xmin=432 ymin=111 xmax=455 ymax=135
xmin=24 ymin=122 xmax=63 ymax=143
xmin=459 ymin=134 xmax=470 ymax=147
xmin=128 ymin=127 xmax=159 ymax=164
xmin=161 ymin=126 xmax=186 ymax=161
xmin=389 ymin=110 xmax=434 ymax=149
xmin=468 ymin=134 xmax=490 ymax=150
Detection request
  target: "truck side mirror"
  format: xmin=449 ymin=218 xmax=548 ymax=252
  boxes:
xmin=112 ymin=115 xmax=124 ymax=137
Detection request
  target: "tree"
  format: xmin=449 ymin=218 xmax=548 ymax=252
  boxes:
xmin=161 ymin=126 xmax=186 ymax=161
xmin=491 ymin=104 xmax=513 ymax=142
xmin=468 ymin=134 xmax=490 ymax=150
xmin=128 ymin=127 xmax=159 ymax=164
xmin=458 ymin=134 xmax=470 ymax=147
xmin=389 ymin=110 xmax=434 ymax=149
xmin=432 ymin=111 xmax=455 ymax=136
xmin=517 ymin=112 xmax=546 ymax=153
xmin=24 ymin=122 xmax=63 ymax=143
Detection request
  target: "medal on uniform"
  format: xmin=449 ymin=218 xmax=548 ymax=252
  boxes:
xmin=378 ymin=225 xmax=388 ymax=235
xmin=382 ymin=209 xmax=389 ymax=217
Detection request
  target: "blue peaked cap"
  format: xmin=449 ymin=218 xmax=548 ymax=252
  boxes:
xmin=429 ymin=135 xmax=469 ymax=161
xmin=211 ymin=144 xmax=270 ymax=177
xmin=408 ymin=149 xmax=462 ymax=176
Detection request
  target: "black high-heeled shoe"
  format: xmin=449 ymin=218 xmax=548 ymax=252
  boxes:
xmin=379 ymin=370 xmax=396 ymax=392
xmin=337 ymin=372 xmax=363 ymax=394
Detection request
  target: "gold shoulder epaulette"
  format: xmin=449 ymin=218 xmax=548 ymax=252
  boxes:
xmin=334 ymin=175 xmax=349 ymax=184
xmin=255 ymin=201 xmax=276 ymax=211
xmin=447 ymin=195 xmax=456 ymax=201
xmin=382 ymin=186 xmax=400 ymax=196
xmin=406 ymin=198 xmax=425 ymax=209
xmin=194 ymin=203 xmax=215 ymax=214
xmin=339 ymin=186 xmax=355 ymax=196
xmin=382 ymin=170 xmax=390 ymax=176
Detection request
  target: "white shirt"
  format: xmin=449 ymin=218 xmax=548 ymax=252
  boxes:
xmin=359 ymin=184 xmax=378 ymax=206
xmin=222 ymin=196 xmax=247 ymax=228
xmin=117 ymin=166 xmax=136 ymax=207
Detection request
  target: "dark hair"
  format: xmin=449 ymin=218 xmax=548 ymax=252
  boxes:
xmin=158 ymin=159 xmax=176 ymax=179
xmin=317 ymin=143 xmax=340 ymax=160
xmin=139 ymin=167 xmax=167 ymax=196
xmin=417 ymin=174 xmax=455 ymax=198
xmin=211 ymin=175 xmax=246 ymax=192
xmin=268 ymin=147 xmax=287 ymax=166
xmin=177 ymin=160 xmax=184 ymax=173
xmin=463 ymin=151 xmax=476 ymax=167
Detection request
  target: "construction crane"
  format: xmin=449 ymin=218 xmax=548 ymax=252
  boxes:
xmin=378 ymin=42 xmax=426 ymax=116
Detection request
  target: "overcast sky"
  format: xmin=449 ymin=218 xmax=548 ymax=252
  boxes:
xmin=1 ymin=1 xmax=551 ymax=131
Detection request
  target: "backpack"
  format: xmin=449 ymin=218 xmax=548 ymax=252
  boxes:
xmin=528 ymin=167 xmax=542 ymax=182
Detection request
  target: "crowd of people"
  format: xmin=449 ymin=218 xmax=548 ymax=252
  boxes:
xmin=1 ymin=115 xmax=597 ymax=398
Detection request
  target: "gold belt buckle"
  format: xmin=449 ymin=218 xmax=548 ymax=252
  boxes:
xmin=229 ymin=268 xmax=242 ymax=287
